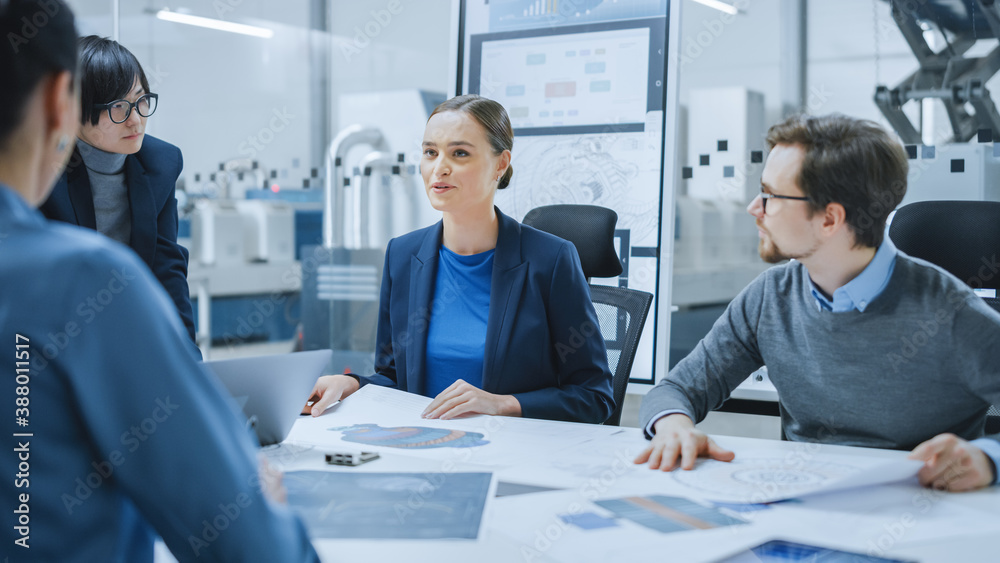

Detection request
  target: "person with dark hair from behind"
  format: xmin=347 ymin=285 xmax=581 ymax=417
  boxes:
xmin=40 ymin=34 xmax=197 ymax=346
xmin=634 ymin=113 xmax=1000 ymax=492
xmin=0 ymin=1 xmax=318 ymax=561
xmin=304 ymin=94 xmax=614 ymax=423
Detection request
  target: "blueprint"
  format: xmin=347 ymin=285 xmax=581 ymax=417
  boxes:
xmin=670 ymin=455 xmax=923 ymax=504
xmin=284 ymin=385 xmax=622 ymax=469
xmin=330 ymin=423 xmax=490 ymax=449
xmin=285 ymin=471 xmax=494 ymax=540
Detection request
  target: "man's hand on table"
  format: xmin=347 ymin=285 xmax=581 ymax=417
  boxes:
xmin=631 ymin=417 xmax=995 ymax=491
xmin=633 ymin=413 xmax=735 ymax=470
xmin=908 ymin=433 xmax=995 ymax=492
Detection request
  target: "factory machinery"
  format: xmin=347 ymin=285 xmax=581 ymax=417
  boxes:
xmin=180 ymin=90 xmax=443 ymax=360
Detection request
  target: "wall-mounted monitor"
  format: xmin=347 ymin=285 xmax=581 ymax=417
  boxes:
xmin=450 ymin=0 xmax=682 ymax=388
xmin=468 ymin=18 xmax=665 ymax=136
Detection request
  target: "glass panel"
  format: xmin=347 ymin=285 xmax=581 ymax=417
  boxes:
xmin=64 ymin=0 xmax=113 ymax=37
xmin=457 ymin=1 xmax=672 ymax=385
xmin=668 ymin=1 xmax=778 ymax=370
xmin=104 ymin=1 xmax=451 ymax=357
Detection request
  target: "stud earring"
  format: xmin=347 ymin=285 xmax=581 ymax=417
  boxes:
xmin=56 ymin=135 xmax=70 ymax=153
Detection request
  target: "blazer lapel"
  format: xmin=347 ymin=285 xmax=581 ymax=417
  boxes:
xmin=406 ymin=222 xmax=443 ymax=394
xmin=125 ymin=155 xmax=157 ymax=269
xmin=65 ymin=150 xmax=97 ymax=229
xmin=482 ymin=208 xmax=527 ymax=393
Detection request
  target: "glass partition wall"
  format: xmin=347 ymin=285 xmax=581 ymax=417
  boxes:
xmin=67 ymin=0 xmax=450 ymax=195
xmin=62 ymin=0 xmax=451 ymax=357
xmin=60 ymin=0 xmax=959 ymax=375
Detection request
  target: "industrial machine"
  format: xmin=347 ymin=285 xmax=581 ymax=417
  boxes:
xmin=299 ymin=90 xmax=445 ymax=374
xmin=672 ymin=87 xmax=769 ymax=308
xmin=875 ymin=0 xmax=1000 ymax=144
xmin=872 ymin=0 xmax=1000 ymax=204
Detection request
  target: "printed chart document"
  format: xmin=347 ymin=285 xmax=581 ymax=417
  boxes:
xmin=285 ymin=470 xmax=495 ymax=540
xmin=286 ymin=385 xmax=622 ymax=469
xmin=669 ymin=454 xmax=924 ymax=504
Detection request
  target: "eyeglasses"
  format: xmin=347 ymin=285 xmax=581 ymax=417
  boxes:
xmin=759 ymin=188 xmax=810 ymax=214
xmin=93 ymin=93 xmax=158 ymax=124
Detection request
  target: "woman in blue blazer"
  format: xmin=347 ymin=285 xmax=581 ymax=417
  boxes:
xmin=306 ymin=95 xmax=614 ymax=424
xmin=40 ymin=36 xmax=196 ymax=345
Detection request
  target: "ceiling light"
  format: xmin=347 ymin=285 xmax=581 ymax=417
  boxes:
xmin=689 ymin=0 xmax=740 ymax=16
xmin=155 ymin=9 xmax=274 ymax=39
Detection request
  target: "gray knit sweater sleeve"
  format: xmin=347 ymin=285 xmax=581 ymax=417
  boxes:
xmin=952 ymin=294 xmax=1000 ymax=443
xmin=639 ymin=270 xmax=767 ymax=428
xmin=640 ymin=256 xmax=1000 ymax=453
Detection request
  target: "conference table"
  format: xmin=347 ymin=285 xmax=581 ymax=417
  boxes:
xmin=223 ymin=385 xmax=998 ymax=563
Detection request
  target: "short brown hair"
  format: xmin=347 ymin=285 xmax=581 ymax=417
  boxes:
xmin=765 ymin=114 xmax=908 ymax=248
xmin=429 ymin=94 xmax=514 ymax=189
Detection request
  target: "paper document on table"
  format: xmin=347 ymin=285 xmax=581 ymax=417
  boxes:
xmin=285 ymin=384 xmax=622 ymax=468
xmin=670 ymin=453 xmax=923 ymax=503
xmin=322 ymin=384 xmax=432 ymax=421
xmin=285 ymin=470 xmax=495 ymax=540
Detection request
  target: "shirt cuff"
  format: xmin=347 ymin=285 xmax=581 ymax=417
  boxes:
xmin=970 ymin=438 xmax=1000 ymax=486
xmin=643 ymin=409 xmax=691 ymax=439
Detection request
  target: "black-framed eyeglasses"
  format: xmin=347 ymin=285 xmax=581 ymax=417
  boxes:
xmin=93 ymin=93 xmax=158 ymax=124
xmin=759 ymin=187 xmax=810 ymax=214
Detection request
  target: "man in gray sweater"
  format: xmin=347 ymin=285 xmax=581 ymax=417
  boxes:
xmin=636 ymin=114 xmax=1000 ymax=492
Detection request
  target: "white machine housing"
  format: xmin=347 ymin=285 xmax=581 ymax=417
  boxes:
xmin=190 ymin=199 xmax=244 ymax=266
xmin=336 ymin=90 xmax=444 ymax=249
xmin=686 ymin=87 xmax=766 ymax=204
xmin=902 ymin=143 xmax=1000 ymax=205
xmin=234 ymin=200 xmax=295 ymax=263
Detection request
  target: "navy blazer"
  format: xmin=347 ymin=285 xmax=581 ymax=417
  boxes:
xmin=40 ymin=135 xmax=197 ymax=344
xmin=363 ymin=208 xmax=615 ymax=424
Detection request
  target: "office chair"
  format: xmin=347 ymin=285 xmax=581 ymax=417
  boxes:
xmin=888 ymin=200 xmax=1000 ymax=434
xmin=522 ymin=205 xmax=653 ymax=426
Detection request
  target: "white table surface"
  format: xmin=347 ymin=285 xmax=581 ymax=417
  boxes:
xmin=155 ymin=400 xmax=1000 ymax=563
xmin=274 ymin=412 xmax=1000 ymax=563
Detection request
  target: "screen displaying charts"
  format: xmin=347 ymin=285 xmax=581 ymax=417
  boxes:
xmin=476 ymin=26 xmax=650 ymax=133
xmin=469 ymin=18 xmax=665 ymax=136
xmin=486 ymin=0 xmax=666 ymax=33
xmin=459 ymin=2 xmax=674 ymax=384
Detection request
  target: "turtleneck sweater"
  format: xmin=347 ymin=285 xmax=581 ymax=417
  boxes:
xmin=77 ymin=139 xmax=131 ymax=245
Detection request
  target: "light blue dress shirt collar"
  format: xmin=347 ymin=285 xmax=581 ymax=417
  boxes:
xmin=809 ymin=237 xmax=898 ymax=313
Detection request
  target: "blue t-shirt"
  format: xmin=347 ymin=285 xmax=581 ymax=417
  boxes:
xmin=424 ymin=246 xmax=494 ymax=397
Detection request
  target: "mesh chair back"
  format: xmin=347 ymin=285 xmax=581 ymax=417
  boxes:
xmin=889 ymin=201 xmax=1000 ymax=308
xmin=889 ymin=200 xmax=1000 ymax=433
xmin=590 ymin=285 xmax=653 ymax=426
xmin=523 ymin=204 xmax=652 ymax=424
xmin=522 ymin=205 xmax=624 ymax=279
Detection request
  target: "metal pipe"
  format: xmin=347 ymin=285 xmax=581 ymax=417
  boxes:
xmin=358 ymin=151 xmax=423 ymax=248
xmin=357 ymin=151 xmax=402 ymax=249
xmin=112 ymin=0 xmax=120 ymax=41
xmin=322 ymin=125 xmax=385 ymax=248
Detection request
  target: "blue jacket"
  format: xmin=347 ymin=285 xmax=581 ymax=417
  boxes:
xmin=363 ymin=208 xmax=615 ymax=424
xmin=40 ymin=135 xmax=197 ymax=343
xmin=0 ymin=185 xmax=318 ymax=562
